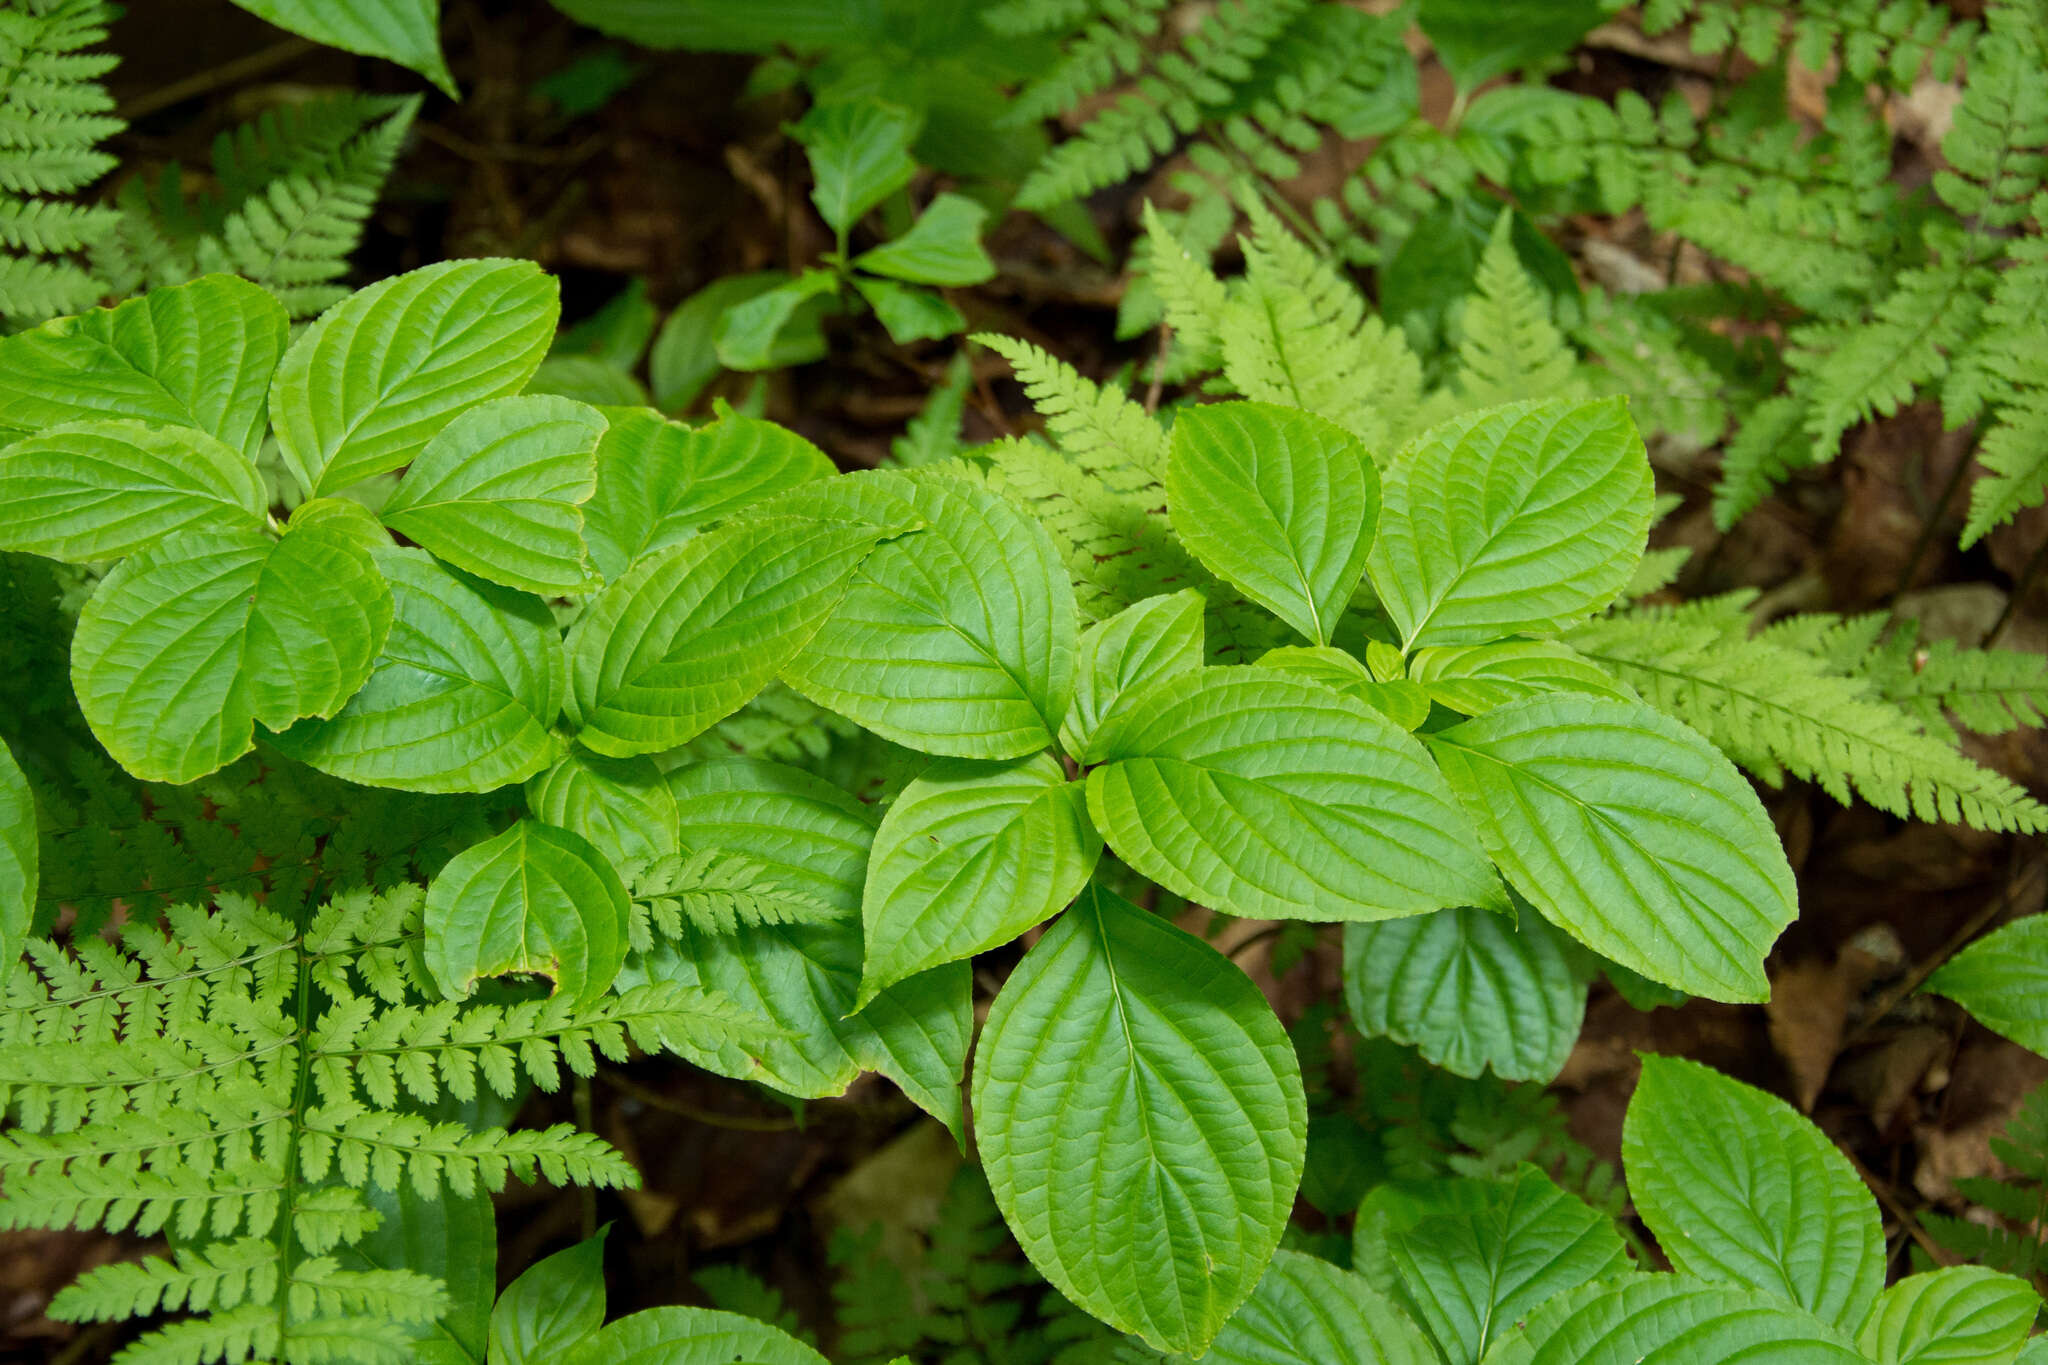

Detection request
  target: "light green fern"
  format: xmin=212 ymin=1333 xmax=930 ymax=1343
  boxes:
xmin=629 ymin=846 xmax=847 ymax=940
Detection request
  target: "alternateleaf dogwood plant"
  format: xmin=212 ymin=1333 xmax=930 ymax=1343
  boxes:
xmin=0 ymin=262 xmax=1798 ymax=1355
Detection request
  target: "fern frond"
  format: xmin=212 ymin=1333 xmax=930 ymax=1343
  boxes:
xmin=1933 ymin=20 xmax=2048 ymax=231
xmin=1642 ymin=0 xmax=1975 ymax=85
xmin=631 ymin=846 xmax=847 ymax=939
xmin=1861 ymin=631 xmax=2048 ymax=735
xmin=1576 ymin=290 xmax=1730 ymax=452
xmin=1566 ymin=608 xmax=2048 ymax=831
xmin=1003 ymin=0 xmax=1169 ymax=127
xmin=1963 ymin=387 xmax=2048 ymax=545
xmin=1139 ymin=199 xmax=1230 ymax=373
xmin=978 ymin=333 xmax=1169 ymax=492
xmin=1217 ymin=201 xmax=1424 ymax=454
xmin=1452 ymin=213 xmax=1584 ymax=409
xmin=1711 ymin=394 xmax=1815 ymax=530
xmin=52 ymin=1238 xmax=281 ymax=1321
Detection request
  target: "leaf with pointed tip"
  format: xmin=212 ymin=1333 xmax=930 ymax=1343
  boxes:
xmin=380 ymin=395 xmax=607 ymax=595
xmin=0 ymin=741 xmax=33 ymax=997
xmin=714 ymin=270 xmax=836 ymax=372
xmin=271 ymin=259 xmax=558 ymax=497
xmin=565 ymin=1307 xmax=828 ymax=1365
xmin=860 ymin=753 xmax=1100 ymax=1002
xmin=1344 ymin=905 xmax=1588 ymax=1082
xmin=71 ymin=523 xmax=392 ymax=784
xmin=492 ymin=1229 xmax=606 ymax=1364
xmin=0 ymin=274 xmax=288 ymax=459
xmin=580 ymin=409 xmax=835 ymax=582
xmin=973 ymin=883 xmax=1306 ymax=1354
xmin=1362 ymin=1168 xmax=1630 ymax=1365
xmin=852 ymin=276 xmax=964 ymax=345
xmin=791 ymin=98 xmax=918 ymax=235
xmin=1205 ymin=1251 xmax=1437 ymax=1365
xmin=1425 ymin=696 xmax=1797 ymax=1002
xmin=854 ymin=193 xmax=995 ymax=286
xmin=780 ymin=470 xmax=1077 ymax=759
xmin=335 ymin=1185 xmax=495 ymax=1365
xmin=1258 ymin=645 xmax=1432 ymax=730
xmin=1369 ymin=398 xmax=1652 ymax=649
xmin=1059 ymin=589 xmax=1205 ymax=763
xmin=0 ymin=420 xmax=267 ymax=563
xmin=526 ymin=751 xmax=679 ymax=867
xmin=1168 ymin=402 xmax=1380 ymax=646
xmin=270 ymin=549 xmax=565 ymax=793
xmin=1409 ymin=640 xmax=1630 ymax=715
xmin=566 ymin=515 xmax=902 ymax=757
xmin=1478 ymin=1274 xmax=1869 ymax=1365
xmin=226 ymin=0 xmax=456 ymax=96
xmin=618 ymin=760 xmax=970 ymax=1137
xmin=1926 ymin=915 xmax=2048 ymax=1056
xmin=424 ymin=821 xmax=630 ymax=1007
xmin=1086 ymin=668 xmax=1501 ymax=921
xmin=1858 ymin=1266 xmax=2040 ymax=1365
xmin=1624 ymin=1055 xmax=1883 ymax=1328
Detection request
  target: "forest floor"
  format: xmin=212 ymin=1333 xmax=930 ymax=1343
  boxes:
xmin=5 ymin=0 xmax=2047 ymax=1357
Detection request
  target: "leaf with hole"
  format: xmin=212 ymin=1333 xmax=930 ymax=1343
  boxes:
xmin=379 ymin=395 xmax=608 ymax=595
xmin=1086 ymin=668 xmax=1501 ymax=921
xmin=1425 ymin=695 xmax=1797 ymax=1001
xmin=1167 ymin=401 xmax=1381 ymax=646
xmin=972 ymin=882 xmax=1306 ymax=1354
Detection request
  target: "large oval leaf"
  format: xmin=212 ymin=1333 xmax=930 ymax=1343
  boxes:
xmin=1479 ymin=1274 xmax=1869 ymax=1365
xmin=71 ymin=523 xmax=392 ymax=783
xmin=565 ymin=515 xmax=903 ymax=757
xmin=1857 ymin=1266 xmax=2040 ymax=1365
xmin=423 ymin=820 xmax=631 ymax=1008
xmin=0 ymin=740 xmax=34 ymax=996
xmin=566 ymin=1307 xmax=828 ymax=1365
xmin=1085 ymin=668 xmax=1502 ymax=921
xmin=227 ymin=0 xmax=455 ymax=96
xmin=0 ymin=274 xmax=288 ymax=459
xmin=1167 ymin=401 xmax=1380 ymax=646
xmin=859 ymin=752 xmax=1100 ymax=1004
xmin=1624 ymin=1055 xmax=1883 ymax=1329
xmin=1369 ymin=398 xmax=1652 ymax=648
xmin=271 ymin=259 xmax=558 ymax=497
xmin=270 ymin=549 xmax=565 ymax=793
xmin=616 ymin=759 xmax=971 ymax=1137
xmin=1926 ymin=915 xmax=2048 ymax=1055
xmin=1424 ymin=695 xmax=1797 ymax=1002
xmin=1360 ymin=1168 xmax=1631 ymax=1365
xmin=1206 ymin=1251 xmax=1437 ymax=1365
xmin=0 ymin=420 xmax=266 ymax=562
xmin=1343 ymin=905 xmax=1588 ymax=1083
xmin=779 ymin=470 xmax=1078 ymax=759
xmin=972 ymin=883 xmax=1306 ymax=1354
xmin=1058 ymin=588 xmax=1205 ymax=763
xmin=380 ymin=394 xmax=608 ymax=595
xmin=526 ymin=750 xmax=679 ymax=867
xmin=580 ymin=409 xmax=836 ymax=582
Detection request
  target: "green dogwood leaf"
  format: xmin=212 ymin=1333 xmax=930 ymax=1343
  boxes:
xmin=71 ymin=523 xmax=392 ymax=784
xmin=854 ymin=193 xmax=996 ymax=286
xmin=527 ymin=750 xmax=680 ymax=867
xmin=1857 ymin=1266 xmax=2041 ymax=1365
xmin=973 ymin=883 xmax=1306 ymax=1354
xmin=423 ymin=820 xmax=631 ymax=1008
xmin=859 ymin=752 xmax=1100 ymax=1003
xmin=1425 ymin=695 xmax=1797 ymax=1002
xmin=270 ymin=549 xmax=565 ymax=793
xmin=1258 ymin=644 xmax=1433 ymax=730
xmin=1343 ymin=905 xmax=1588 ymax=1083
xmin=780 ymin=469 xmax=1078 ymax=759
xmin=1059 ymin=589 xmax=1205 ymax=763
xmin=580 ymin=408 xmax=835 ymax=582
xmin=0 ymin=740 xmax=34 ymax=996
xmin=1205 ymin=1251 xmax=1437 ymax=1365
xmin=1625 ymin=1056 xmax=1884 ymax=1329
xmin=0 ymin=274 xmax=288 ymax=459
xmin=1370 ymin=398 xmax=1652 ymax=648
xmin=1168 ymin=401 xmax=1380 ymax=646
xmin=336 ymin=1185 xmax=495 ymax=1365
xmin=617 ymin=759 xmax=971 ymax=1139
xmin=0 ymin=420 xmax=267 ymax=562
xmin=565 ymin=515 xmax=903 ymax=757
xmin=1361 ymin=1168 xmax=1630 ymax=1365
xmin=1086 ymin=668 xmax=1502 ymax=921
xmin=1478 ymin=1274 xmax=1869 ymax=1365
xmin=1926 ymin=915 xmax=2048 ymax=1056
xmin=1408 ymin=640 xmax=1631 ymax=715
xmin=491 ymin=1229 xmax=607 ymax=1365
xmin=566 ymin=1307 xmax=828 ymax=1365
xmin=227 ymin=0 xmax=456 ymax=96
xmin=271 ymin=259 xmax=558 ymax=497
xmin=380 ymin=394 xmax=608 ymax=595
